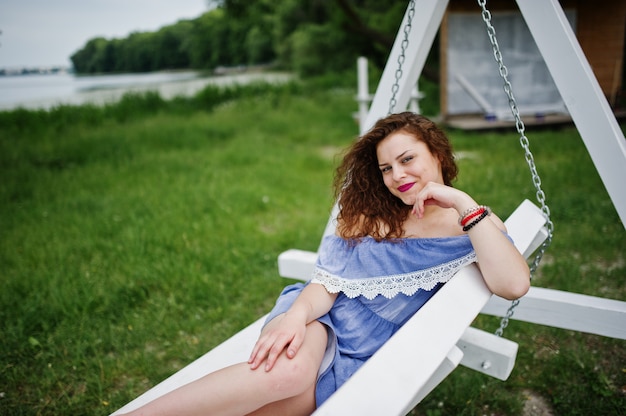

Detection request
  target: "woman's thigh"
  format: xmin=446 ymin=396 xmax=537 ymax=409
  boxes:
xmin=250 ymin=318 xmax=328 ymax=414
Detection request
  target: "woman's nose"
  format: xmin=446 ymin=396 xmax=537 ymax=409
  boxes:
xmin=392 ymin=166 xmax=406 ymax=181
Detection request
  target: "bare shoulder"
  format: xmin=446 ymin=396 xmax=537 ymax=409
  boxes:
xmin=335 ymin=214 xmax=390 ymax=238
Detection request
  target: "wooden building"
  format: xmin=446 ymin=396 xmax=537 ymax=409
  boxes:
xmin=440 ymin=0 xmax=626 ymax=124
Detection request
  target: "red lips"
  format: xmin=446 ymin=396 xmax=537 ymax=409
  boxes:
xmin=398 ymin=183 xmax=414 ymax=193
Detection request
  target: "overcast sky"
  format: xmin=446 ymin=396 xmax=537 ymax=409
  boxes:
xmin=0 ymin=0 xmax=210 ymax=68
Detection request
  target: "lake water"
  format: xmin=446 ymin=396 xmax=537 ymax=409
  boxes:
xmin=0 ymin=70 xmax=292 ymax=111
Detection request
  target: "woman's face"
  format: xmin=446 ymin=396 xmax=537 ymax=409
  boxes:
xmin=376 ymin=131 xmax=443 ymax=206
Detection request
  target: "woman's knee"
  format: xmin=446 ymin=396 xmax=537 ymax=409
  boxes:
xmin=265 ymin=355 xmax=316 ymax=396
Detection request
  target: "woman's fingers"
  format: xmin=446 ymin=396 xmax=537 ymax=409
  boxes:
xmin=413 ymin=182 xmax=466 ymax=216
xmin=286 ymin=331 xmax=304 ymax=358
xmin=249 ymin=332 xmax=274 ymax=368
xmin=248 ymin=340 xmax=264 ymax=369
xmin=248 ymin=331 xmax=293 ymax=371
xmin=264 ymin=338 xmax=286 ymax=371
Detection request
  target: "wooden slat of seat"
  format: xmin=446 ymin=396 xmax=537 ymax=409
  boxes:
xmin=406 ymin=345 xmax=464 ymax=409
xmin=457 ymin=327 xmax=519 ymax=380
xmin=482 ymin=287 xmax=626 ymax=340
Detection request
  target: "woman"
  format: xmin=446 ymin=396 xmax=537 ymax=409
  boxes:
xmin=123 ymin=112 xmax=530 ymax=415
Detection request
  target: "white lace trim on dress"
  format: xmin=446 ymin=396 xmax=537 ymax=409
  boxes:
xmin=311 ymin=252 xmax=476 ymax=300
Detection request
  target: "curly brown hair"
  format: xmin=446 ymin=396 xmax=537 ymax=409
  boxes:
xmin=333 ymin=112 xmax=458 ymax=241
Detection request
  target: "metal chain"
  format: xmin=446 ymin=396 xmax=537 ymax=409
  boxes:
xmin=477 ymin=0 xmax=555 ymax=337
xmin=388 ymin=0 xmax=416 ymax=115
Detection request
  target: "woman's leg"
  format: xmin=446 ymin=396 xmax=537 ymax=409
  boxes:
xmin=246 ymin=384 xmax=316 ymax=416
xmin=121 ymin=320 xmax=327 ymax=416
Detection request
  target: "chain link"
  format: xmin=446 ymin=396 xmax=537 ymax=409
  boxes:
xmin=389 ymin=0 xmax=416 ymax=115
xmin=477 ymin=0 xmax=555 ymax=337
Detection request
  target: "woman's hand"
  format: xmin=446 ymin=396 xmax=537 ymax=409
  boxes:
xmin=411 ymin=181 xmax=475 ymax=219
xmin=248 ymin=311 xmax=307 ymax=372
xmin=248 ymin=282 xmax=337 ymax=372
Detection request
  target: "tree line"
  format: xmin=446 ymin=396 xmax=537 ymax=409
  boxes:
xmin=71 ymin=0 xmax=422 ymax=77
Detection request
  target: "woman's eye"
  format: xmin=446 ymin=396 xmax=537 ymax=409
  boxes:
xmin=402 ymin=156 xmax=414 ymax=164
xmin=381 ymin=166 xmax=391 ymax=173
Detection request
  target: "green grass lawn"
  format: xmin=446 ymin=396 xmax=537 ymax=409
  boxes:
xmin=1 ymin=79 xmax=624 ymax=415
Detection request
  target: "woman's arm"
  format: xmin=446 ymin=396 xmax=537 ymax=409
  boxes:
xmin=463 ymin=211 xmax=530 ymax=299
xmin=248 ymin=282 xmax=337 ymax=371
xmin=414 ymin=182 xmax=530 ymax=300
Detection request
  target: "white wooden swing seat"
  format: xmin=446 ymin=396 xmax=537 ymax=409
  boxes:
xmin=112 ymin=199 xmax=549 ymax=415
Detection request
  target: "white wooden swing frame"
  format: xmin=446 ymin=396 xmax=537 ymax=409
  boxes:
xmin=113 ymin=1 xmax=626 ymax=414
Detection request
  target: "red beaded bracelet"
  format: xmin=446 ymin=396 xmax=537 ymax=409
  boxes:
xmin=462 ymin=209 xmax=490 ymax=232
xmin=460 ymin=207 xmax=486 ymax=226
xmin=458 ymin=205 xmax=491 ymax=225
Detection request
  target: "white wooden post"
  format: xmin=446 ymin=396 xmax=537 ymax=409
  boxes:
xmin=363 ymin=0 xmax=448 ymax=134
xmin=516 ymin=0 xmax=626 ymax=228
xmin=357 ymin=57 xmax=370 ymax=130
xmin=408 ymin=85 xmax=424 ymax=114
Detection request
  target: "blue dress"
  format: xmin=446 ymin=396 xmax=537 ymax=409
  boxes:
xmin=265 ymin=234 xmax=476 ymax=407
